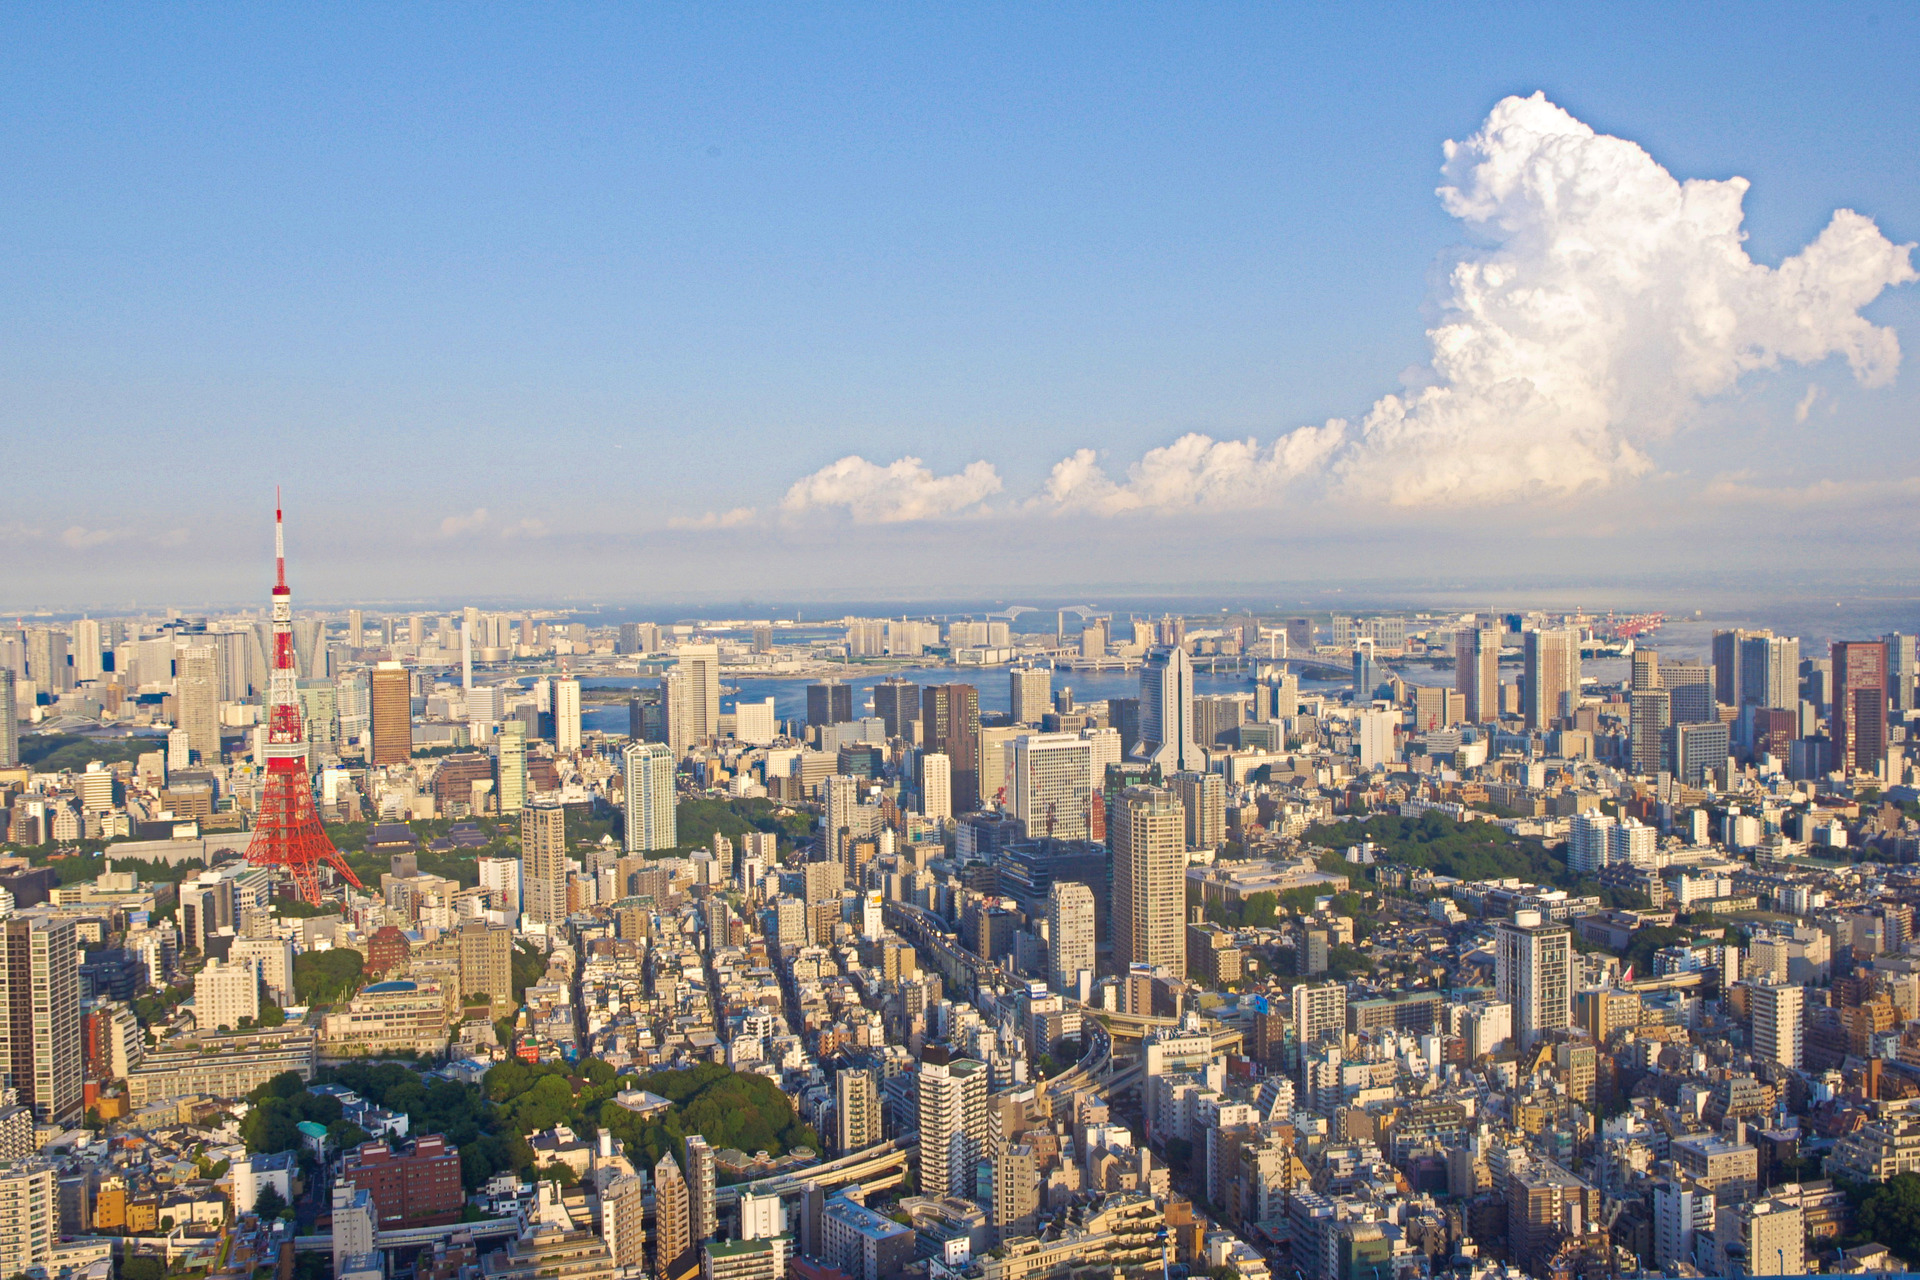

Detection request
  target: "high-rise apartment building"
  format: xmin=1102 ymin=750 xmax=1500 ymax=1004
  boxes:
xmin=916 ymin=1049 xmax=987 ymax=1198
xmin=1292 ymin=982 xmax=1347 ymax=1047
xmin=1112 ymin=786 xmax=1186 ymax=976
xmin=622 ymin=742 xmax=678 ymax=853
xmin=1494 ymin=910 xmax=1571 ymax=1050
xmin=1522 ymin=628 xmax=1580 ymax=730
xmin=0 ymin=916 xmax=81 ymax=1123
xmin=921 ymin=685 xmax=980 ymax=812
xmin=197 ymin=956 xmax=259 ymax=1032
xmin=653 ymin=1153 xmax=692 ymax=1280
xmin=1833 ymin=641 xmax=1889 ymax=776
xmin=1140 ymin=647 xmax=1203 ymax=772
xmin=520 ymin=803 xmax=569 ymax=927
xmin=835 ymin=1067 xmax=881 ymax=1153
xmin=1455 ymin=625 xmax=1500 ymax=723
xmin=1046 ymin=881 xmax=1096 ymax=995
xmin=685 ymin=1134 xmax=717 ymax=1243
xmin=1010 ymin=734 xmax=1093 ymax=841
xmin=71 ymin=618 xmax=103 ymax=683
xmin=1010 ymin=666 xmax=1051 ymax=725
xmin=555 ymin=678 xmax=582 ymax=753
xmin=0 ymin=1161 xmax=57 ymax=1278
xmin=601 ymin=1174 xmax=648 ymax=1269
xmin=175 ymin=645 xmax=220 ymax=763
xmin=368 ymin=662 xmax=412 ymax=765
xmin=1750 ymin=981 xmax=1803 ymax=1069
xmin=1712 ymin=629 xmax=1758 ymax=707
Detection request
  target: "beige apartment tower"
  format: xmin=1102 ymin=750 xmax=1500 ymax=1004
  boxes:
xmin=520 ymin=802 xmax=570 ymax=926
xmin=1523 ymin=628 xmax=1582 ymax=730
xmin=1112 ymin=786 xmax=1187 ymax=976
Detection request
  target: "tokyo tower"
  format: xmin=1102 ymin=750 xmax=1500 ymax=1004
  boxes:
xmin=245 ymin=495 xmax=364 ymax=905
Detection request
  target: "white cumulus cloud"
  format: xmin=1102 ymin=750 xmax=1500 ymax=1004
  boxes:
xmin=1041 ymin=425 xmax=1348 ymax=514
xmin=1039 ymin=91 xmax=1916 ymax=514
xmin=781 ymin=456 xmax=1002 ymax=523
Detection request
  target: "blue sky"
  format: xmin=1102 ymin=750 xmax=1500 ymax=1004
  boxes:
xmin=2 ymin=4 xmax=1917 ymax=607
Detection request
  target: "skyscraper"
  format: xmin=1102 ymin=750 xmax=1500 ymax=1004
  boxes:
xmin=600 ymin=1174 xmax=647 ymax=1269
xmin=916 ymin=1049 xmax=987 ymax=1198
xmin=1750 ymin=981 xmax=1803 ymax=1069
xmin=1739 ymin=635 xmax=1800 ymax=709
xmin=1629 ymin=689 xmax=1671 ymax=775
xmin=1522 ymin=628 xmax=1580 ymax=730
xmin=1010 ymin=734 xmax=1094 ymax=841
xmin=1173 ymin=770 xmax=1224 ymax=851
xmin=555 ymin=678 xmax=582 ymax=753
xmin=496 ymin=723 xmax=528 ymax=814
xmin=685 ymin=1135 xmax=717 ymax=1244
xmin=1663 ymin=662 xmax=1715 ymax=724
xmin=919 ymin=752 xmax=952 ymax=822
xmin=835 ymin=1067 xmax=881 ymax=1153
xmin=0 ymin=669 xmax=17 ymax=768
xmin=1112 ymin=786 xmax=1186 ymax=976
xmin=807 ymin=681 xmax=853 ymax=729
xmin=0 ymin=916 xmax=81 ymax=1123
xmin=1495 ymin=910 xmax=1571 ymax=1049
xmin=176 ymin=645 xmax=220 ymax=763
xmin=1046 ymin=881 xmax=1095 ymax=996
xmin=1711 ymin=629 xmax=1755 ymax=707
xmin=1887 ymin=633 xmax=1918 ymax=712
xmin=623 ymin=742 xmax=678 ymax=852
xmin=871 ymin=678 xmax=919 ymax=740
xmin=1833 ymin=640 xmax=1889 ymax=776
xmin=672 ymin=644 xmax=721 ymax=745
xmin=1454 ymin=625 xmax=1499 ymax=723
xmin=368 ymin=661 xmax=412 ymax=766
xmin=653 ymin=1152 xmax=692 ymax=1280
xmin=520 ymin=802 xmax=569 ymax=927
xmin=921 ymin=685 xmax=980 ymax=812
xmin=71 ymin=619 xmax=102 ymax=683
xmin=1010 ymin=666 xmax=1051 ymax=725
xmin=1140 ymin=646 xmax=1203 ymax=772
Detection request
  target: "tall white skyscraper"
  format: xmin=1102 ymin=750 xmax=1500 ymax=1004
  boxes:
xmin=496 ymin=724 xmax=528 ymax=814
xmin=1010 ymin=733 xmax=1094 ymax=841
xmin=1751 ymin=981 xmax=1803 ymax=1069
xmin=1046 ymin=881 xmax=1095 ymax=996
xmin=672 ymin=643 xmax=721 ymax=747
xmin=622 ymin=741 xmax=678 ymax=852
xmin=71 ymin=619 xmax=103 ymax=683
xmin=919 ymin=752 xmax=952 ymax=822
xmin=916 ymin=1050 xmax=987 ymax=1198
xmin=1010 ymin=666 xmax=1051 ymax=725
xmin=1140 ymin=646 xmax=1203 ymax=771
xmin=554 ymin=678 xmax=582 ymax=753
xmin=1495 ymin=910 xmax=1572 ymax=1048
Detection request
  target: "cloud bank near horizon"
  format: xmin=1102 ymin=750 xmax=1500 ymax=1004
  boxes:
xmin=769 ymin=92 xmax=1914 ymax=524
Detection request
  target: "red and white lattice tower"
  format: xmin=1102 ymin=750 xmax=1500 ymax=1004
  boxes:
xmin=245 ymin=495 xmax=364 ymax=904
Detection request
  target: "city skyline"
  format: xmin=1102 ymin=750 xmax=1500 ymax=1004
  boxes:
xmin=1 ymin=7 xmax=1917 ymax=605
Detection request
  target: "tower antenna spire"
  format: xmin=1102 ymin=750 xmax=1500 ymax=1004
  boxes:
xmin=246 ymin=493 xmax=363 ymax=905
